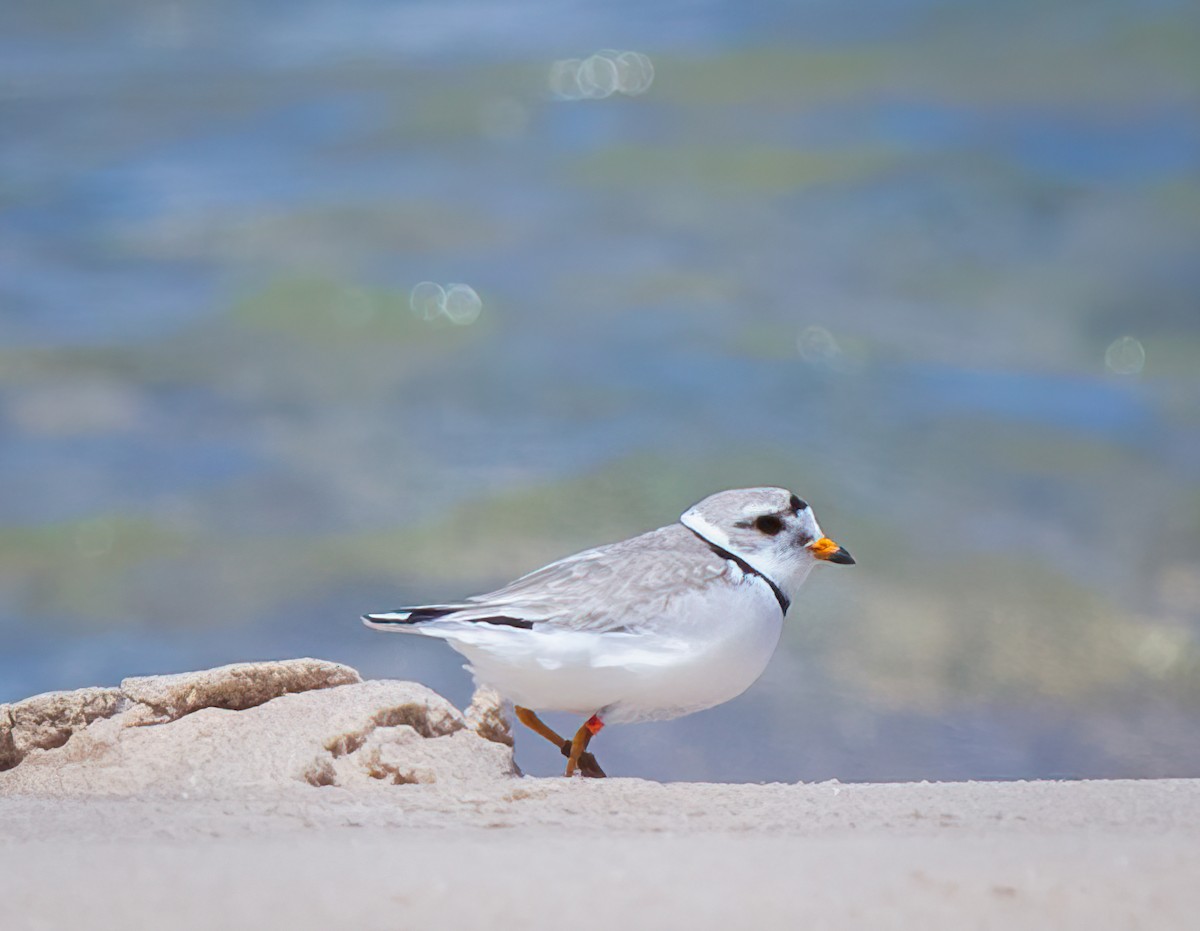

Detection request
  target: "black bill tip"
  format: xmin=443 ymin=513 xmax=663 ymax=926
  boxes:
xmin=826 ymin=546 xmax=855 ymax=565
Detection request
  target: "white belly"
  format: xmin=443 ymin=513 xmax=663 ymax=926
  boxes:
xmin=438 ymin=578 xmax=785 ymax=725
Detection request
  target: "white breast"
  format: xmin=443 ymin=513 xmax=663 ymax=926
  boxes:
xmin=439 ymin=573 xmax=786 ymax=725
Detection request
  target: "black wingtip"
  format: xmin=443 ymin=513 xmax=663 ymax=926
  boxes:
xmin=363 ymin=608 xmax=535 ymax=630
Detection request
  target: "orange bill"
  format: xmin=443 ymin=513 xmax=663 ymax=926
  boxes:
xmin=810 ymin=536 xmax=855 ymax=565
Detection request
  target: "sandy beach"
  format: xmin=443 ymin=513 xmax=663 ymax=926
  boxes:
xmin=3 ymin=660 xmax=1196 ymax=930
xmin=3 ymin=780 xmax=1198 ymax=930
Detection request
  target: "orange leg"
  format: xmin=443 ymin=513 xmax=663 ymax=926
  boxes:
xmin=514 ymin=705 xmax=564 ymax=746
xmin=514 ymin=706 xmax=605 ymax=778
xmin=565 ymin=715 xmax=606 ymax=778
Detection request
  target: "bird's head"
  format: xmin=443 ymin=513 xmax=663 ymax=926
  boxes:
xmin=680 ymin=487 xmax=854 ymax=602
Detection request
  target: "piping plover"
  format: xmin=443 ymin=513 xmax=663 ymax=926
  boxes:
xmin=363 ymin=487 xmax=854 ymax=777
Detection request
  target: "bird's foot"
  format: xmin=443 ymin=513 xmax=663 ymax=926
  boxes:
xmin=560 ymin=740 xmax=606 ymax=778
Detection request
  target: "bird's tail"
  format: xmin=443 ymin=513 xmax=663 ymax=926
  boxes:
xmin=361 ymin=605 xmax=463 ymax=631
xmin=361 ymin=604 xmax=535 ymax=632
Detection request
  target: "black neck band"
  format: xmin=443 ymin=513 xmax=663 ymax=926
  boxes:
xmin=685 ymin=528 xmax=790 ymax=615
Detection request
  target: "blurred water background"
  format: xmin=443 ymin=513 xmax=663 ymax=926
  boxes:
xmin=2 ymin=0 xmax=1199 ymax=782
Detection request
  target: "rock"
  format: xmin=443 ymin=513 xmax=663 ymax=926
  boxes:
xmin=119 ymin=658 xmax=362 ymax=722
xmin=465 ymin=685 xmax=514 ymax=748
xmin=0 ymin=658 xmax=357 ymax=771
xmin=0 ymin=687 xmax=126 ymax=771
xmin=0 ymin=660 xmax=517 ymax=795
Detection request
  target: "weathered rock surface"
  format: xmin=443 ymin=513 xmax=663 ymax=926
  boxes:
xmin=119 ymin=658 xmax=362 ymax=723
xmin=464 ymin=684 xmax=514 ymax=747
xmin=1 ymin=686 xmax=125 ymax=772
xmin=0 ymin=659 xmax=516 ymax=795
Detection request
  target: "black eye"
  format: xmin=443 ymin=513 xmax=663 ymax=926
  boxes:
xmin=790 ymin=495 xmax=807 ymax=513
xmin=755 ymin=515 xmax=784 ymax=535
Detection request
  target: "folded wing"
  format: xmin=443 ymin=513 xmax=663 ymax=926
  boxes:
xmin=362 ymin=524 xmax=731 ymax=635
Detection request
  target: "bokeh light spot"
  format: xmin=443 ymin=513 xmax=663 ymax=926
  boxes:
xmin=1105 ymin=336 xmax=1145 ymax=375
xmin=615 ymin=51 xmax=655 ymax=95
xmin=579 ymin=54 xmax=619 ymax=98
xmin=409 ymin=281 xmax=446 ymax=322
xmin=411 ymin=281 xmax=482 ymax=326
xmin=549 ymin=50 xmax=655 ymax=100
xmin=797 ymin=325 xmax=842 ymax=365
xmin=442 ymin=284 xmax=483 ymax=326
xmin=548 ymin=58 xmax=585 ymax=99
